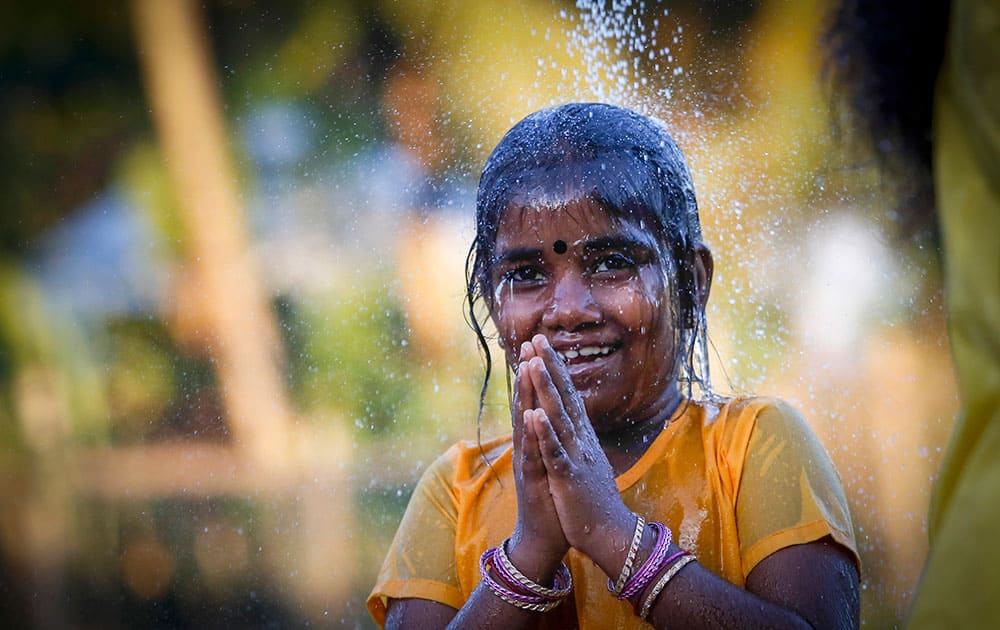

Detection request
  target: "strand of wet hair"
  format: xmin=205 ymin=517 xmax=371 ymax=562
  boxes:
xmin=464 ymin=240 xmax=500 ymax=481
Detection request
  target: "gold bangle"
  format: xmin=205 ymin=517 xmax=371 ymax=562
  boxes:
xmin=610 ymin=514 xmax=646 ymax=595
xmin=639 ymin=554 xmax=697 ymax=620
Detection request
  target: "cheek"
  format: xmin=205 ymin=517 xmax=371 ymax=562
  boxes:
xmin=595 ymin=273 xmax=670 ymax=335
xmin=493 ymin=296 xmax=543 ymax=349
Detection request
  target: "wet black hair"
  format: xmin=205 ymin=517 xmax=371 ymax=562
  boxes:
xmin=822 ymin=0 xmax=951 ymax=242
xmin=464 ymin=102 xmax=713 ymax=426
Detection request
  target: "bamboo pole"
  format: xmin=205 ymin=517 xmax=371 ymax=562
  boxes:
xmin=131 ymin=0 xmax=291 ymax=467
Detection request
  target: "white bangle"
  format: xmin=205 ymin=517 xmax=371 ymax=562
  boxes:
xmin=609 ymin=514 xmax=645 ymax=595
xmin=639 ymin=554 xmax=697 ymax=619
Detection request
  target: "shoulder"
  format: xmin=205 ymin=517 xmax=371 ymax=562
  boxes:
xmin=697 ymin=396 xmax=816 ymax=466
xmin=715 ymin=395 xmax=801 ymax=420
xmin=401 ymin=435 xmax=514 ymax=528
xmin=420 ymin=434 xmax=513 ymax=488
xmin=698 ymin=395 xmax=805 ymax=437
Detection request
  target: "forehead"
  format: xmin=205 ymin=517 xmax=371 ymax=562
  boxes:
xmin=495 ymin=198 xmax=647 ymax=249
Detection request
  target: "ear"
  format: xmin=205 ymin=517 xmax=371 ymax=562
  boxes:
xmin=693 ymin=243 xmax=713 ymax=310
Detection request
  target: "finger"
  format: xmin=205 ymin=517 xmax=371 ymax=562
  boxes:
xmin=512 ymin=360 xmax=534 ymax=476
xmin=517 ymin=410 xmax=555 ymax=511
xmin=521 ymin=409 xmax=548 ymax=479
xmin=530 ymin=334 xmax=587 ymax=421
xmin=513 ymin=339 xmax=537 ymax=421
xmin=514 ymin=358 xmax=536 ymax=421
xmin=526 ymin=357 xmax=577 ymax=446
xmin=514 ymin=409 xmax=545 ymax=480
xmin=531 ymin=409 xmax=570 ymax=477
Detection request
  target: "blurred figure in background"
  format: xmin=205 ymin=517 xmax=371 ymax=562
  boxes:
xmin=383 ymin=60 xmax=473 ymax=363
xmin=824 ymin=0 xmax=1000 ymax=626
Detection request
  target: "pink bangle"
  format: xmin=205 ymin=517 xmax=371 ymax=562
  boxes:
xmin=620 ymin=522 xmax=673 ymax=600
xmin=494 ymin=539 xmax=572 ymax=599
xmin=479 ymin=545 xmax=571 ymax=613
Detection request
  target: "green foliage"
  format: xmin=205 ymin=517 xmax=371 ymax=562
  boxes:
xmin=0 ymin=259 xmax=110 ymax=448
xmin=118 ymin=142 xmax=186 ymax=257
xmin=291 ymin=279 xmax=415 ymax=437
xmin=100 ymin=317 xmax=220 ymax=444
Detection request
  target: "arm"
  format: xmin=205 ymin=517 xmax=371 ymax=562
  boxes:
xmin=643 ymin=536 xmax=859 ymax=629
xmin=384 ymin=584 xmax=541 ymax=630
xmin=524 ymin=335 xmax=859 ymax=629
xmin=386 ymin=539 xmax=860 ymax=630
xmin=385 ymin=341 xmax=571 ymax=629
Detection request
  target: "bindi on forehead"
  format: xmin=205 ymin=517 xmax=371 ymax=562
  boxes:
xmin=552 ymin=239 xmax=567 ymax=254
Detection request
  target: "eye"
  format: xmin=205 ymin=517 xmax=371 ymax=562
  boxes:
xmin=502 ymin=265 xmax=545 ymax=284
xmin=593 ymin=253 xmax=635 ymax=273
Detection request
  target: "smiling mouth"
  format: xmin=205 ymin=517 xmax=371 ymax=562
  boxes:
xmin=555 ymin=344 xmax=618 ymax=364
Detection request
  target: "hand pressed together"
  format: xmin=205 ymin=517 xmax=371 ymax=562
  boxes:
xmin=510 ymin=335 xmax=639 ymax=579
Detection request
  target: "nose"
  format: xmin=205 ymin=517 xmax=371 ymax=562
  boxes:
xmin=541 ymin=271 xmax=602 ymax=331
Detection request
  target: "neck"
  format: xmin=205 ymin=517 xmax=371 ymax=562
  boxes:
xmin=597 ymin=383 xmax=684 ymax=476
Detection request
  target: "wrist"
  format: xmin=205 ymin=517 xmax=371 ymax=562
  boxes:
xmin=589 ymin=509 xmax=649 ymax=580
xmin=507 ymin=531 xmax=568 ymax=586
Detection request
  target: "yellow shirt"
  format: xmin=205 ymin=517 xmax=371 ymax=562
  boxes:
xmin=908 ymin=0 xmax=1000 ymax=626
xmin=368 ymin=397 xmax=858 ymax=628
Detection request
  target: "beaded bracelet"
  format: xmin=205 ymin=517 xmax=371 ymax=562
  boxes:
xmin=638 ymin=553 xmax=697 ymax=620
xmin=479 ymin=545 xmax=571 ymax=613
xmin=619 ymin=521 xmax=673 ymax=601
xmin=609 ymin=514 xmax=646 ymax=595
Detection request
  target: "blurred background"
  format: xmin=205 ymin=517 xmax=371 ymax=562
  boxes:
xmin=0 ymin=0 xmax=956 ymax=627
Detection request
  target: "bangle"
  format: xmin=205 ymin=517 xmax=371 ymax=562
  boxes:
xmin=495 ymin=539 xmax=572 ymax=599
xmin=490 ymin=585 xmax=563 ymax=613
xmin=638 ymin=554 xmax=697 ymax=619
xmin=609 ymin=514 xmax=645 ymax=595
xmin=479 ymin=545 xmax=571 ymax=613
xmin=620 ymin=522 xmax=673 ymax=601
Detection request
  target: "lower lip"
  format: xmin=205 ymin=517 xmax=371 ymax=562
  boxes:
xmin=564 ymin=349 xmax=618 ymax=382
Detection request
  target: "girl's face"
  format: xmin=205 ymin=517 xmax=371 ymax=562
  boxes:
xmin=488 ymin=197 xmax=680 ymax=433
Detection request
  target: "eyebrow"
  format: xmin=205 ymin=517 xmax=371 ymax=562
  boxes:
xmin=581 ymin=233 xmax=656 ymax=254
xmin=491 ymin=247 xmax=544 ymax=268
xmin=491 ymin=233 xmax=656 ymax=268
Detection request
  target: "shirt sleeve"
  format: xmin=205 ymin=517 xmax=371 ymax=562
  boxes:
xmin=735 ymin=401 xmax=859 ymax=576
xmin=367 ymin=448 xmax=466 ymax=627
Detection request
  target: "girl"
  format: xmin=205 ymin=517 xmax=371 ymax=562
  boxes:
xmin=368 ymin=103 xmax=860 ymax=629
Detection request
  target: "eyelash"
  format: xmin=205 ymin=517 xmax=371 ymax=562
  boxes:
xmin=501 ymin=265 xmax=545 ymax=284
xmin=498 ymin=253 xmax=637 ymax=286
xmin=593 ymin=253 xmax=635 ymax=273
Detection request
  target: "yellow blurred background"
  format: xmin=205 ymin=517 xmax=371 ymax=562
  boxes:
xmin=0 ymin=1 xmax=955 ymax=626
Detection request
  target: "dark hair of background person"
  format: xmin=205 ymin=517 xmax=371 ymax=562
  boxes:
xmin=822 ymin=0 xmax=952 ymax=243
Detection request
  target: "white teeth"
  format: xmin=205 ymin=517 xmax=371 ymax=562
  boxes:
xmin=557 ymin=346 xmax=614 ymax=362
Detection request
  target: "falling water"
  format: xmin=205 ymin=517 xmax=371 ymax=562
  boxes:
xmin=4 ymin=2 xmax=956 ymax=627
xmin=513 ymin=2 xmax=955 ymax=626
xmin=563 ymin=0 xmax=681 ymax=109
